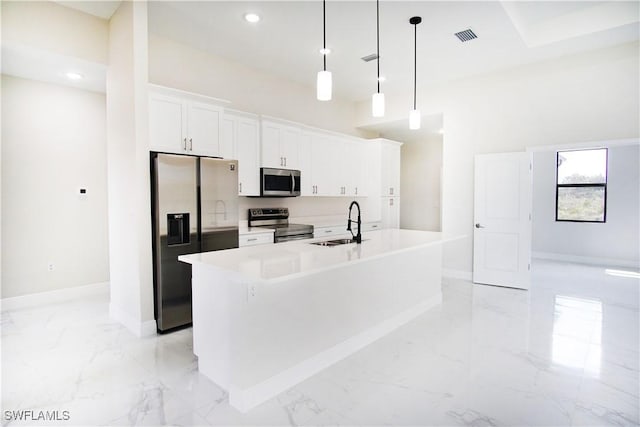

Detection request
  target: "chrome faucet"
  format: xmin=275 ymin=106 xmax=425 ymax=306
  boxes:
xmin=347 ymin=201 xmax=362 ymax=244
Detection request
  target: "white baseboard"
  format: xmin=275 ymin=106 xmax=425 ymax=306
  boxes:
xmin=442 ymin=269 xmax=473 ymax=281
xmin=1 ymin=281 xmax=110 ymax=312
xmin=109 ymin=303 xmax=157 ymax=338
xmin=229 ymin=293 xmax=442 ymax=413
xmin=533 ymin=252 xmax=639 ymax=269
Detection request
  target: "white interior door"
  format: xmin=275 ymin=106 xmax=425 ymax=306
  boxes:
xmin=473 ymin=152 xmax=532 ymax=290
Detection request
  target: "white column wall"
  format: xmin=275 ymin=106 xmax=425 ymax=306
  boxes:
xmin=106 ymin=1 xmax=154 ymax=336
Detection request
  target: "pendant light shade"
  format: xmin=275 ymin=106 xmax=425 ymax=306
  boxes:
xmin=317 ymin=0 xmax=332 ymax=101
xmin=372 ymin=92 xmax=385 ymax=117
xmin=409 ymin=16 xmax=422 ymax=129
xmin=409 ymin=109 xmax=421 ymax=130
xmin=317 ymin=70 xmax=332 ymax=101
xmin=372 ymin=0 xmax=384 ymax=117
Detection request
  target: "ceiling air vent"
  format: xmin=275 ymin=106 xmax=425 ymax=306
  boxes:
xmin=454 ymin=29 xmax=478 ymax=42
xmin=361 ymin=53 xmax=379 ymax=62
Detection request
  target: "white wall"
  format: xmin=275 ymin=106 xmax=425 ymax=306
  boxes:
xmin=355 ymin=41 xmax=640 ymax=274
xmin=400 ymin=135 xmax=442 ymax=231
xmin=239 ymin=197 xmax=371 ymax=222
xmin=148 ymin=35 xmax=367 ymax=138
xmin=532 ymin=143 xmax=639 ymax=267
xmin=1 ymin=75 xmax=109 ymax=298
xmin=1 ymin=1 xmax=108 ymax=64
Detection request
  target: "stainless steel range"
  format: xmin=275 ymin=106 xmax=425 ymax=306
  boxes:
xmin=248 ymin=208 xmax=314 ymax=243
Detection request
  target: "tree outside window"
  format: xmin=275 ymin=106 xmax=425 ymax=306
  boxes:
xmin=556 ymin=148 xmax=608 ymax=222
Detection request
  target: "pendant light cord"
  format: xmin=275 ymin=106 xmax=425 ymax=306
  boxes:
xmin=413 ymin=21 xmax=417 ymax=110
xmin=376 ymin=0 xmax=380 ymax=94
xmin=323 ymin=0 xmax=327 ymax=72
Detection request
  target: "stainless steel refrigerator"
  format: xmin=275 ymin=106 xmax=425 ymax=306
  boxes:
xmin=151 ymin=153 xmax=239 ymax=332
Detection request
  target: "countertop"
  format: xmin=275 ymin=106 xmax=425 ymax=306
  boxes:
xmin=180 ymin=229 xmax=455 ymax=283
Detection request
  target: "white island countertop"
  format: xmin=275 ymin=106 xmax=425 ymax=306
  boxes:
xmin=179 ymin=229 xmax=458 ymax=284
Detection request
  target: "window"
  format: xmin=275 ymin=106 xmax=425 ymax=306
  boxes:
xmin=556 ymin=148 xmax=607 ymax=222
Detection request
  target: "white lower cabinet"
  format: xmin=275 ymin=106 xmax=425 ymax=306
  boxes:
xmin=313 ymin=225 xmax=350 ymax=239
xmin=362 ymin=222 xmax=382 ymax=232
xmin=381 ymin=197 xmax=400 ymax=229
xmin=239 ymin=232 xmax=274 ymax=247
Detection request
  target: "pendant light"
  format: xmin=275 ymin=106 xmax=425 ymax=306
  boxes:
xmin=317 ymin=0 xmax=332 ymax=101
xmin=371 ymin=0 xmax=384 ymax=117
xmin=409 ymin=16 xmax=422 ymax=129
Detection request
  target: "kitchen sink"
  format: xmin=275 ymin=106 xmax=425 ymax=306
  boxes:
xmin=311 ymin=238 xmax=366 ymax=247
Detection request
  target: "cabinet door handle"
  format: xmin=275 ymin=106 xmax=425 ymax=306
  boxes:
xmin=325 ymin=230 xmax=332 ymax=233
xmin=189 ymin=138 xmax=193 ymax=151
xmin=390 ymin=198 xmax=394 ymax=206
xmin=475 ymin=223 xmax=485 ymax=229
xmin=183 ymin=137 xmax=188 ymax=151
xmin=239 ymin=182 xmax=242 ymax=193
xmin=247 ymin=238 xmax=258 ymax=242
xmin=390 ymin=187 xmax=394 ymax=195
xmin=355 ymin=187 xmax=358 ymax=195
xmin=284 ymin=157 xmax=287 ymax=167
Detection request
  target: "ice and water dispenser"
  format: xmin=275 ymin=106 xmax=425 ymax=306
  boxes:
xmin=167 ymin=213 xmax=190 ymax=246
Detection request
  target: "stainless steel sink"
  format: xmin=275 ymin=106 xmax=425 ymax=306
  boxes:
xmin=311 ymin=238 xmax=365 ymax=247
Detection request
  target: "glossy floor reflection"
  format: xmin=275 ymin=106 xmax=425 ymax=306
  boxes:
xmin=2 ymin=259 xmax=638 ymax=426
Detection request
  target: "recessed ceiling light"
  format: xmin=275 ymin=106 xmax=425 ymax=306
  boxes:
xmin=244 ymin=13 xmax=260 ymax=23
xmin=65 ymin=72 xmax=84 ymax=80
xmin=319 ymin=48 xmax=331 ymax=55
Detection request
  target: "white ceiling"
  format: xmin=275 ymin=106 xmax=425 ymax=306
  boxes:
xmin=148 ymin=1 xmax=640 ymax=103
xmin=1 ymin=42 xmax=107 ymax=93
xmin=3 ymin=1 xmax=637 ymax=101
xmin=52 ymin=1 xmax=121 ymax=19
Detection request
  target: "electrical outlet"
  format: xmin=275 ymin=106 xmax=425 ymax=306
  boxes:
xmin=48 ymin=262 xmax=55 ymax=272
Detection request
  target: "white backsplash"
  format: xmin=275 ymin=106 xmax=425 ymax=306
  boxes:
xmin=239 ymin=196 xmax=379 ymax=222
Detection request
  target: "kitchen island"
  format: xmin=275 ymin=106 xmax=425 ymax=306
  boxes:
xmin=179 ymin=228 xmax=450 ymax=412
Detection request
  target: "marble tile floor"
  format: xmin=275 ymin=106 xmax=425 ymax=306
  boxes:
xmin=2 ymin=259 xmax=638 ymax=426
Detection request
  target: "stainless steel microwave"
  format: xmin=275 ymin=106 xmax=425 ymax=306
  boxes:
xmin=260 ymin=168 xmax=301 ymax=197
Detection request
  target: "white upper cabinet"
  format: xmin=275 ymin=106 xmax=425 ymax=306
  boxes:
xmin=187 ymin=102 xmax=223 ymax=157
xmin=343 ymin=140 xmax=368 ymax=197
xmin=380 ymin=140 xmax=401 ymax=196
xmin=310 ymin=133 xmax=340 ymax=196
xmin=261 ymin=120 xmax=300 ymax=169
xmin=222 ymin=111 xmax=260 ymax=196
xmin=149 ymin=88 xmax=225 ymax=157
xmin=149 ymin=93 xmax=187 ymax=154
xmin=381 ymin=196 xmax=400 ymax=229
xmin=298 ymin=131 xmax=314 ymax=196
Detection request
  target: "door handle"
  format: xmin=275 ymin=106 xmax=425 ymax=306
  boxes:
xmin=291 ymin=172 xmax=295 ymax=194
xmin=475 ymin=223 xmax=484 ymax=229
xmin=189 ymin=138 xmax=193 ymax=151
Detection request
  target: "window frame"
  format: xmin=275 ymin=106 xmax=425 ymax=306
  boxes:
xmin=555 ymin=148 xmax=608 ymax=223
